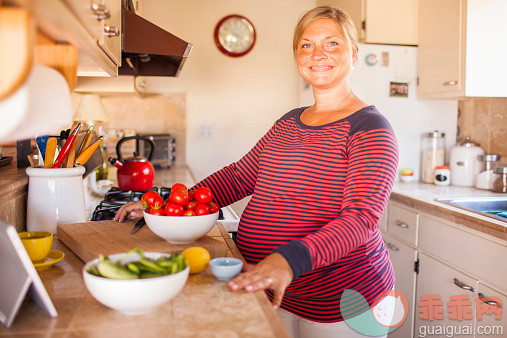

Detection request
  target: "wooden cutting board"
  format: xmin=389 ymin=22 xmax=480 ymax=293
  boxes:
xmin=57 ymin=220 xmax=227 ymax=263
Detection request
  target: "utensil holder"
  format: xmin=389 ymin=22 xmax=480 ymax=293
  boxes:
xmin=26 ymin=166 xmax=86 ymax=234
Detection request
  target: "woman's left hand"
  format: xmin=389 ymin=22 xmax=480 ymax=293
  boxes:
xmin=228 ymin=252 xmax=293 ymax=310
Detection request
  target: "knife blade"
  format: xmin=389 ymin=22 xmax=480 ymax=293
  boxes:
xmin=130 ymin=217 xmax=145 ymax=234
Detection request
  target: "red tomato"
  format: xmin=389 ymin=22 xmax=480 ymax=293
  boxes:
xmin=186 ymin=201 xmax=197 ymax=210
xmin=169 ymin=188 xmax=189 ymax=206
xmin=195 ymin=203 xmax=210 ymax=216
xmin=194 ymin=187 xmax=213 ymax=204
xmin=141 ymin=191 xmax=164 ymax=210
xmin=208 ymin=202 xmax=219 ymax=214
xmin=183 ymin=209 xmax=196 ymax=216
xmin=188 ymin=190 xmax=195 ymax=201
xmin=149 ymin=208 xmax=165 ymax=216
xmin=171 ymin=183 xmax=187 ymax=191
xmin=164 ymin=202 xmax=184 ymax=216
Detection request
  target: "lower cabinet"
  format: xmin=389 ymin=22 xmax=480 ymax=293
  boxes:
xmin=415 ymin=253 xmax=477 ymax=338
xmin=382 ymin=232 xmax=417 ymax=338
xmin=475 ymin=282 xmax=506 ymax=337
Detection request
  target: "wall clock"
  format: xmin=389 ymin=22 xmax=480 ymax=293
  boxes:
xmin=214 ymin=15 xmax=256 ymax=57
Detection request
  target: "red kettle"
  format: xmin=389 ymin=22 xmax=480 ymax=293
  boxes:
xmin=108 ymin=136 xmax=155 ymax=191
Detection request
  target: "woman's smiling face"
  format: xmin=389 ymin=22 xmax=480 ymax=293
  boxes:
xmin=296 ymin=18 xmax=356 ymax=90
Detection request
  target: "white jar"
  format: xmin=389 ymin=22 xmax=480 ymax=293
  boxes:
xmin=434 ymin=166 xmax=451 ymax=186
xmin=26 ymin=166 xmax=86 ymax=234
xmin=449 ymin=137 xmax=484 ymax=187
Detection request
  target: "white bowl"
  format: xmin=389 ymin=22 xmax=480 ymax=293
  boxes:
xmin=143 ymin=210 xmax=219 ymax=244
xmin=83 ymin=252 xmax=189 ymax=315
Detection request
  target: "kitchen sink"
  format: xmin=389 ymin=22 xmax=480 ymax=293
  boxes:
xmin=436 ymin=197 xmax=507 ymax=222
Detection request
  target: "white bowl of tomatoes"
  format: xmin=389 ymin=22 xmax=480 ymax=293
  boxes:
xmin=142 ymin=184 xmax=219 ymax=244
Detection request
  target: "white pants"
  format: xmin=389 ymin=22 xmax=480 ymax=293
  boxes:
xmin=276 ymin=308 xmax=390 ymax=338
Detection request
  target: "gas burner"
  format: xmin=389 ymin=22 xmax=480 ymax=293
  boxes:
xmin=91 ymin=186 xmax=223 ymax=221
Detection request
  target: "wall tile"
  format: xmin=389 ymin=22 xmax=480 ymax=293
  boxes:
xmin=460 ymin=97 xmax=506 ymax=162
xmin=490 ymin=128 xmax=507 ymax=160
xmin=72 ymin=93 xmax=186 ymax=166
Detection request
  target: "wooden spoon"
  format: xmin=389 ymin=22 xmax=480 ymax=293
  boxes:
xmin=44 ymin=137 xmax=57 ymax=168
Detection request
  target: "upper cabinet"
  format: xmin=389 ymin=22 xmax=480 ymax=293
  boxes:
xmin=417 ymin=0 xmax=507 ymax=99
xmin=63 ymin=0 xmax=122 ymax=72
xmin=7 ymin=0 xmax=121 ymax=77
xmin=317 ymin=0 xmax=419 ymax=45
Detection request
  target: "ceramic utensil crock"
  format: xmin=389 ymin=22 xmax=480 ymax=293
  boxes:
xmin=26 ymin=166 xmax=86 ymax=234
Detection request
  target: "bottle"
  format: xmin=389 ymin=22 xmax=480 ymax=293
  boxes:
xmin=421 ymin=131 xmax=445 ymax=184
xmin=95 ymin=140 xmax=109 ymax=181
xmin=475 ymin=154 xmax=500 ymax=190
xmin=434 ymin=166 xmax=451 ymax=186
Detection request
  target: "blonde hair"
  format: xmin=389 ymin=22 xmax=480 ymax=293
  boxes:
xmin=293 ymin=6 xmax=358 ymax=58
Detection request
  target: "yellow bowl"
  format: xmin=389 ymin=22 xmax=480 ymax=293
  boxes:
xmin=19 ymin=231 xmax=53 ymax=263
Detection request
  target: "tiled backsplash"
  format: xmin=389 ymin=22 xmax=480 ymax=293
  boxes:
xmin=72 ymin=93 xmax=186 ymax=165
xmin=458 ymin=97 xmax=507 ymax=161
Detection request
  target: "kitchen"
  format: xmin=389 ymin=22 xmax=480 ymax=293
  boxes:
xmin=1 ymin=0 xmax=506 ymax=337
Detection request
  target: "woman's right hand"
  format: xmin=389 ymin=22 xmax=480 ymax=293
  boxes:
xmin=114 ymin=201 xmax=144 ymax=222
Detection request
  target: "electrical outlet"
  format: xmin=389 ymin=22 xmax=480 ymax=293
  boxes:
xmin=198 ymin=123 xmax=215 ymax=139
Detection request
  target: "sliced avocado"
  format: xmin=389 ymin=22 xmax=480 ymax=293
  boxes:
xmin=98 ymin=260 xmax=138 ymax=279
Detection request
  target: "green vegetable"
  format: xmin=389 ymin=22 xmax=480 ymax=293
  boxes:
xmin=97 ymin=256 xmax=138 ymax=279
xmin=88 ymin=249 xmax=187 ymax=280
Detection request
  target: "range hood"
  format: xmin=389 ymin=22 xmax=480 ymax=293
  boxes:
xmin=119 ymin=7 xmax=192 ymax=77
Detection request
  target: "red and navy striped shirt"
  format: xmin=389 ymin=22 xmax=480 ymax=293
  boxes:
xmin=196 ymin=105 xmax=398 ymax=322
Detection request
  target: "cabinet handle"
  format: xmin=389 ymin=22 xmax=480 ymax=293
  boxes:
xmin=90 ymin=3 xmax=111 ymax=20
xmin=443 ymin=81 xmax=458 ymax=86
xmin=395 ymin=220 xmax=409 ymax=229
xmin=478 ymin=293 xmax=502 ymax=308
xmin=386 ymin=242 xmax=399 ymax=251
xmin=453 ymin=278 xmax=475 ymax=292
xmin=104 ymin=26 xmax=120 ymax=37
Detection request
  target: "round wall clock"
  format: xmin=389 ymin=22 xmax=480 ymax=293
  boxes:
xmin=214 ymin=15 xmax=256 ymax=57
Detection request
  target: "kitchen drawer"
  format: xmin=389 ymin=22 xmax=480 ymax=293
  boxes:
xmin=387 ymin=203 xmax=419 ymax=245
xmin=419 ymin=215 xmax=507 ymax=293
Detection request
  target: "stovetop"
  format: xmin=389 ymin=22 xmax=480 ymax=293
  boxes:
xmin=92 ymin=187 xmax=223 ymax=221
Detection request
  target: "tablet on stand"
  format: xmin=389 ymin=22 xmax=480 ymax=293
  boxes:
xmin=0 ymin=221 xmax=58 ymax=328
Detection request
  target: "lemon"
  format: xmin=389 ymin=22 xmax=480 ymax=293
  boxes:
xmin=181 ymin=247 xmax=210 ymax=274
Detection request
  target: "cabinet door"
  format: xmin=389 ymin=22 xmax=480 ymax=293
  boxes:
xmin=475 ymin=283 xmax=505 ymax=337
xmin=382 ymin=233 xmax=417 ymax=338
xmin=415 ymin=253 xmax=477 ymax=337
xmin=365 ymin=0 xmax=418 ymax=45
xmin=417 ymin=0 xmax=464 ymax=98
xmin=99 ymin=0 xmax=121 ymax=66
xmin=317 ymin=0 xmax=418 ymax=45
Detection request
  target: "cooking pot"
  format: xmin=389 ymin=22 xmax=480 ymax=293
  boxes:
xmin=108 ymin=136 xmax=155 ymax=191
xmin=449 ymin=137 xmax=484 ymax=187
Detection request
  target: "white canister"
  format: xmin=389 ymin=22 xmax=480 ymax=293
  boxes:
xmin=434 ymin=166 xmax=451 ymax=186
xmin=26 ymin=166 xmax=86 ymax=234
xmin=449 ymin=137 xmax=484 ymax=187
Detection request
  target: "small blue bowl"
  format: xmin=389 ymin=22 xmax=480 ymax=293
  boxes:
xmin=209 ymin=257 xmax=243 ymax=281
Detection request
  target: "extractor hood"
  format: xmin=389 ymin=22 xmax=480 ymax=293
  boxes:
xmin=119 ymin=7 xmax=192 ymax=77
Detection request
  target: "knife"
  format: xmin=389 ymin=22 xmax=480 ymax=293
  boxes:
xmin=130 ymin=217 xmax=145 ymax=234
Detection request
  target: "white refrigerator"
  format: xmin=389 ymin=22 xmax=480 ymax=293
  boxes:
xmin=299 ymin=43 xmax=458 ymax=181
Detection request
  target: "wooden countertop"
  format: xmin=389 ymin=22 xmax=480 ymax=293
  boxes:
xmin=0 ymin=222 xmax=288 ymax=337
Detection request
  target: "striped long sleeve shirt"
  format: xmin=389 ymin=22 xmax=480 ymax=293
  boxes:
xmin=196 ymin=105 xmax=399 ymax=322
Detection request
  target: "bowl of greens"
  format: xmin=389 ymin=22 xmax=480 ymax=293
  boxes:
xmin=83 ymin=248 xmax=189 ymax=315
